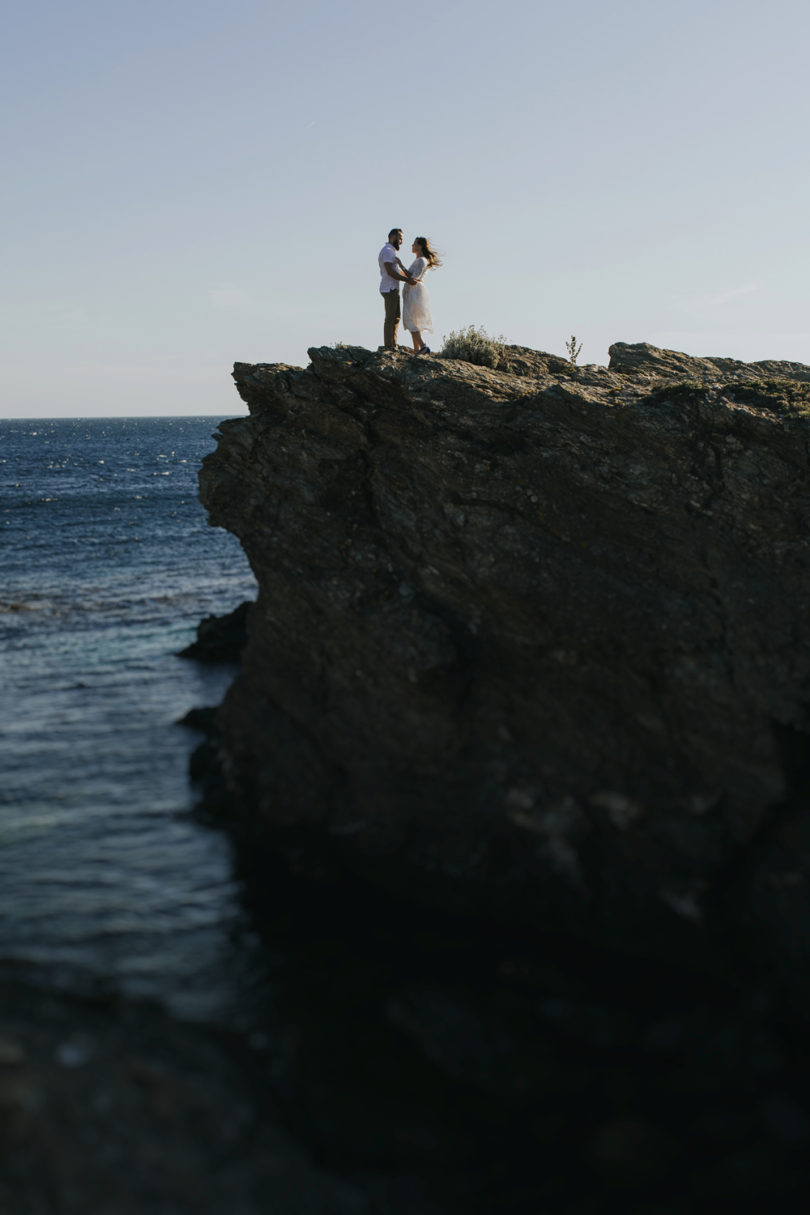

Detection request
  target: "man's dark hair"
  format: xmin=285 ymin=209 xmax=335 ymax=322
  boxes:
xmin=388 ymin=228 xmax=402 ymax=240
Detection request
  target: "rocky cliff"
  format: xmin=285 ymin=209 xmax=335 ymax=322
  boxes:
xmin=199 ymin=341 xmax=810 ymax=990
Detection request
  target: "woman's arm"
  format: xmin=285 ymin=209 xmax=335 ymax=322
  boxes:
xmin=411 ymin=257 xmax=427 ymax=282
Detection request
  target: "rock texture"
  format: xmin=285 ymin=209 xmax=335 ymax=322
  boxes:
xmin=178 ymin=599 xmax=251 ymax=663
xmin=198 ymin=341 xmax=810 ymax=988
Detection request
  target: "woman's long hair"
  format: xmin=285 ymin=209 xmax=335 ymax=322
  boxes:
xmin=415 ymin=236 xmax=442 ymax=269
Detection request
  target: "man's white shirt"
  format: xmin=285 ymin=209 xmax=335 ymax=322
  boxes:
xmin=379 ymin=242 xmax=400 ymax=293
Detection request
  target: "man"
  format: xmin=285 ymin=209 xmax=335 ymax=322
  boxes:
xmin=378 ymin=228 xmax=415 ymax=349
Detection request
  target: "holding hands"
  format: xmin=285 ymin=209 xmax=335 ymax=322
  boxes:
xmin=396 ymin=257 xmax=418 ymax=286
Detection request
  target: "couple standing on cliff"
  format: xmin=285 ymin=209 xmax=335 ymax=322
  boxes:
xmin=378 ymin=228 xmax=442 ymax=354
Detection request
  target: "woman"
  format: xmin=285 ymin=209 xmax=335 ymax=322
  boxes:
xmin=401 ymin=236 xmax=441 ymax=354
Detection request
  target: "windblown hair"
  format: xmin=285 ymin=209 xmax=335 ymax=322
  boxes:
xmin=414 ymin=236 xmax=442 ymax=269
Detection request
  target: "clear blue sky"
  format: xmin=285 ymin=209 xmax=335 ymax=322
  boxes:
xmin=3 ymin=0 xmax=808 ymax=416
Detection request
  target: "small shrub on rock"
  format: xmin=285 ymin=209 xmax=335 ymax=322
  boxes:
xmin=441 ymin=325 xmax=507 ymax=369
xmin=565 ymin=334 xmax=583 ymax=366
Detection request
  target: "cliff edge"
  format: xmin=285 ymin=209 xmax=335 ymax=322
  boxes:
xmin=199 ymin=341 xmax=810 ymax=987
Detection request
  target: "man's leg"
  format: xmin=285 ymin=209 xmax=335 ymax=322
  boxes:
xmin=383 ymin=290 xmax=400 ymax=349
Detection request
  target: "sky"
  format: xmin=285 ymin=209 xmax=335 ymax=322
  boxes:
xmin=2 ymin=0 xmax=809 ymax=416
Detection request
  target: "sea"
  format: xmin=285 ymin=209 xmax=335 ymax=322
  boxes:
xmin=0 ymin=416 xmax=262 ymax=1021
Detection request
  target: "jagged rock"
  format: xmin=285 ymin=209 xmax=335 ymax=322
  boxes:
xmin=179 ymin=599 xmax=252 ymax=662
xmin=609 ymin=340 xmax=810 ymax=384
xmin=198 ymin=342 xmax=810 ymax=988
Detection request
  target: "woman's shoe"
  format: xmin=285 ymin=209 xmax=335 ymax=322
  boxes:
xmin=418 ymin=345 xmax=431 ymax=355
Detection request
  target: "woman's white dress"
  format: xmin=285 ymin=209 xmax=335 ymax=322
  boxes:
xmin=402 ymin=257 xmax=433 ymax=334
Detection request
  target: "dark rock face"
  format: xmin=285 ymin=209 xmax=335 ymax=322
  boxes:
xmin=179 ymin=599 xmax=252 ymax=663
xmin=198 ymin=342 xmax=810 ymax=987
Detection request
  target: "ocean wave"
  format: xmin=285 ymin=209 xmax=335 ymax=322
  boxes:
xmin=0 ymin=598 xmax=56 ymax=615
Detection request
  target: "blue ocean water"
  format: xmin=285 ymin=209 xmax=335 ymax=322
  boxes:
xmin=0 ymin=417 xmax=260 ymax=1019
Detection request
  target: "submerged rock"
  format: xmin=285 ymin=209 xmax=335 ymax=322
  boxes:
xmin=198 ymin=341 xmax=810 ymax=990
xmin=0 ymin=980 xmax=374 ymax=1215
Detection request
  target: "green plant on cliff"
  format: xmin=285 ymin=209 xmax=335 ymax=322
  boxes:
xmin=565 ymin=335 xmax=583 ymax=366
xmin=441 ymin=325 xmax=507 ymax=369
xmin=732 ymin=379 xmax=810 ymax=419
xmin=647 ymin=378 xmax=810 ymax=419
